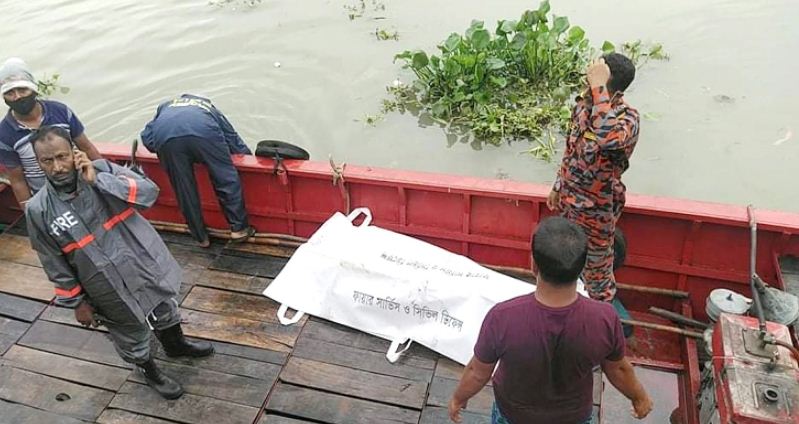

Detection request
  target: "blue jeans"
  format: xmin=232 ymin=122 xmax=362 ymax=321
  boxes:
xmin=491 ymin=402 xmax=594 ymax=424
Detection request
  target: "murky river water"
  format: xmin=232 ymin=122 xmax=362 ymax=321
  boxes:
xmin=2 ymin=0 xmax=797 ymax=211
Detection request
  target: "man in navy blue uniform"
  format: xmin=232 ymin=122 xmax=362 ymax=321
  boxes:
xmin=0 ymin=57 xmax=101 ymax=206
xmin=141 ymin=94 xmax=254 ymax=247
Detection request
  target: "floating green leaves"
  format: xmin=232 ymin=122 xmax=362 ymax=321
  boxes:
xmin=37 ymin=74 xmax=69 ymax=97
xmin=385 ymin=1 xmax=667 ymax=161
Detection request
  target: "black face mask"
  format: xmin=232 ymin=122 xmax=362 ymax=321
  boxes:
xmin=5 ymin=93 xmax=38 ymax=115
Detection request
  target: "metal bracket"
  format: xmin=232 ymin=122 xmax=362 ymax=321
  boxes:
xmin=742 ymin=328 xmax=778 ymax=359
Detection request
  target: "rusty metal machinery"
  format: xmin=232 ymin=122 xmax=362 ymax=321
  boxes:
xmin=698 ymin=314 xmax=799 ymax=424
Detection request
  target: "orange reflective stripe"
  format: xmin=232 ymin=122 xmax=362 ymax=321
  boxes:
xmin=54 ymin=284 xmax=82 ymax=298
xmin=126 ymin=177 xmax=137 ymax=203
xmin=103 ymin=207 xmax=134 ymax=231
xmin=62 ymin=208 xmax=135 ymax=253
xmin=62 ymin=235 xmax=96 ymax=254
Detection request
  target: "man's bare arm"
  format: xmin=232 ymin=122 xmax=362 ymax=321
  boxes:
xmin=7 ymin=167 xmax=31 ymax=206
xmin=602 ymin=357 xmax=653 ymax=419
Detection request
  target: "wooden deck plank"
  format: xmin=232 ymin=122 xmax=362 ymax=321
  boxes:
xmin=128 ymin=359 xmax=273 ymax=407
xmin=209 ymin=251 xmax=288 ymax=278
xmin=18 ymin=320 xmax=131 ymax=368
xmin=267 ymin=383 xmax=420 ymax=424
xmin=182 ymin=286 xmax=295 ymax=324
xmin=202 ymin=337 xmax=288 ymax=365
xmin=292 ymin=336 xmax=435 ymax=382
xmin=258 ymin=415 xmax=317 ymax=424
xmin=3 ymin=345 xmax=130 ymax=391
xmin=98 ymin=408 xmax=182 ymax=424
xmin=0 ymin=363 xmax=114 ymax=421
xmin=0 ymin=399 xmax=87 ymax=424
xmin=179 ymin=308 xmax=298 ymax=352
xmin=0 ymin=291 xmax=46 ymax=322
xmin=40 ymin=304 xmax=99 ymax=330
xmin=301 ymin=318 xmax=438 ymax=362
xmin=151 ymin=342 xmax=282 ymax=381
xmin=0 ymin=315 xmax=29 ymax=355
xmin=280 ymin=357 xmax=428 ymax=409
xmin=427 ymin=376 xmax=494 ymax=415
xmin=0 ymin=260 xmax=54 ymax=301
xmin=419 ymin=406 xmax=490 ymax=424
xmin=224 ymin=242 xmax=296 ymax=259
xmin=434 ymin=357 xmax=465 ymax=381
xmin=110 ymin=381 xmax=260 ymax=424
xmin=196 ymin=269 xmax=271 ymax=295
xmin=0 ymin=233 xmax=40 ymax=267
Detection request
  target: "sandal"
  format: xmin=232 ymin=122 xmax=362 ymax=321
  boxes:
xmin=230 ymin=226 xmax=256 ymax=244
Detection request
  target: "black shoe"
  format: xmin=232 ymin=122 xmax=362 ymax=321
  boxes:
xmin=137 ymin=357 xmax=184 ymax=400
xmin=155 ymin=323 xmax=215 ymax=358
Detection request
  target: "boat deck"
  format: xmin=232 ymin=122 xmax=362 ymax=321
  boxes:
xmin=0 ymin=221 xmax=681 ymax=424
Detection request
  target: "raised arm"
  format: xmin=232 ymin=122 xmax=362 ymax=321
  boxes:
xmin=92 ymin=159 xmax=160 ymax=208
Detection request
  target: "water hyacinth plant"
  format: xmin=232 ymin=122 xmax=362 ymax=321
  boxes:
xmin=386 ymin=1 xmax=666 ymax=160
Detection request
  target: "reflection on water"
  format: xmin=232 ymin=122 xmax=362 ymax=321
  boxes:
xmin=601 ymin=366 xmax=680 ymax=423
xmin=0 ymin=0 xmax=797 ymax=211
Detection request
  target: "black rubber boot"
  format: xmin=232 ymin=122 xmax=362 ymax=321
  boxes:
xmin=137 ymin=357 xmax=184 ymax=400
xmin=155 ymin=323 xmax=215 ymax=358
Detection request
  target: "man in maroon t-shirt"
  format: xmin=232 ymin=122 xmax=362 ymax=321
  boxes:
xmin=449 ymin=217 xmax=652 ymax=423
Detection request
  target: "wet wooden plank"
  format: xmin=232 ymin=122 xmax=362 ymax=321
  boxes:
xmin=267 ymin=383 xmax=420 ymax=424
xmin=205 ymin=337 xmax=288 ymax=365
xmin=0 ymin=363 xmax=114 ymax=421
xmin=40 ymin=304 xmax=100 ymax=330
xmin=292 ymin=336 xmax=434 ymax=382
xmin=209 ymin=251 xmax=288 ymax=278
xmin=224 ymin=242 xmax=296 ymax=259
xmin=18 ymin=320 xmax=131 ymax=368
xmin=151 ymin=342 xmax=282 ymax=380
xmin=258 ymin=414 xmax=314 ymax=424
xmin=167 ymin=243 xmax=219 ymax=268
xmin=196 ymin=269 xmax=271 ymax=295
xmin=419 ymin=406 xmax=490 ymax=424
xmin=179 ymin=308 xmax=297 ymax=352
xmin=301 ymin=318 xmax=438 ymax=362
xmin=280 ymin=357 xmax=427 ymax=409
xmin=0 ymin=260 xmax=54 ymax=301
xmin=110 ymin=381 xmax=260 ymax=424
xmin=129 ymin=359 xmax=272 ymax=407
xmin=182 ymin=286 xmax=301 ymax=325
xmin=3 ymin=345 xmax=130 ymax=391
xmin=0 ymin=291 xmax=47 ymax=322
xmin=98 ymin=408 xmax=180 ymax=424
xmin=258 ymin=415 xmax=316 ymax=424
xmin=427 ymin=376 xmax=494 ymax=415
xmin=434 ymin=357 xmax=464 ymax=381
xmin=0 ymin=315 xmax=29 ymax=354
xmin=0 ymin=233 xmax=40 ymax=267
xmin=0 ymin=399 xmax=86 ymax=424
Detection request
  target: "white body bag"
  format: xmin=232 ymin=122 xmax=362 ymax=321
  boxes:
xmin=263 ymin=208 xmax=586 ymax=365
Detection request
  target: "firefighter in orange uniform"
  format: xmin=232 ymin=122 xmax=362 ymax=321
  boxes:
xmin=547 ymin=53 xmax=640 ymax=327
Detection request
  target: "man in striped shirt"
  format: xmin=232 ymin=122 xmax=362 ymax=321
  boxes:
xmin=0 ymin=57 xmax=101 ymax=206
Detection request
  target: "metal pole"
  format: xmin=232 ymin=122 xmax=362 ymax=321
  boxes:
xmin=747 ymin=205 xmax=767 ymax=333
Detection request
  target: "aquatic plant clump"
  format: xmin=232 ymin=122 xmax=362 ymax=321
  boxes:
xmin=37 ymin=74 xmax=69 ymax=97
xmin=386 ymin=1 xmax=666 ymax=160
